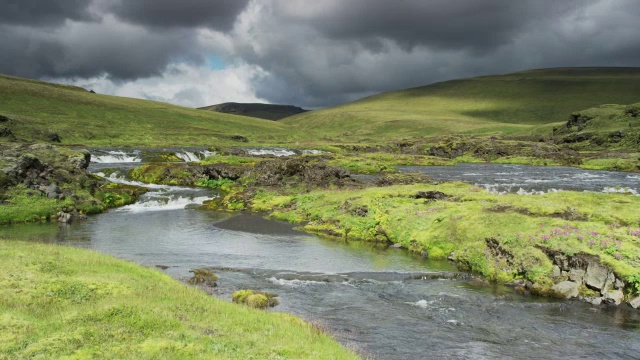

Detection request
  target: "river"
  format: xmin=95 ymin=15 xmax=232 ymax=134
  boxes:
xmin=398 ymin=163 xmax=640 ymax=195
xmin=1 ymin=156 xmax=639 ymax=359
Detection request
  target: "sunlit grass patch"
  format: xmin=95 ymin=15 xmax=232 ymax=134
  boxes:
xmin=0 ymin=241 xmax=357 ymax=359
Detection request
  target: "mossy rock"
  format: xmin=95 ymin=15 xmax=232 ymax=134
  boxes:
xmin=232 ymin=289 xmax=254 ymax=304
xmin=232 ymin=289 xmax=279 ymax=309
xmin=246 ymin=294 xmax=269 ymax=309
xmin=187 ymin=269 xmax=218 ymax=287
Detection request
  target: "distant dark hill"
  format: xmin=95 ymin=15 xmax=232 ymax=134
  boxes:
xmin=199 ymin=102 xmax=308 ymax=120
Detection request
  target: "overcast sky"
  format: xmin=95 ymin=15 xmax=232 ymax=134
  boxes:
xmin=2 ymin=0 xmax=640 ymax=108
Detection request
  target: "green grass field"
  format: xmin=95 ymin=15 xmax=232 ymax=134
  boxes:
xmin=0 ymin=241 xmax=357 ymax=359
xmin=0 ymin=74 xmax=294 ymax=147
xmin=283 ymin=67 xmax=640 ymax=140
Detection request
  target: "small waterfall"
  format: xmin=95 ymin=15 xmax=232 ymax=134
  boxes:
xmin=92 ymin=150 xmax=141 ymax=163
xmin=93 ymin=172 xmax=191 ymax=190
xmin=245 ymin=148 xmax=297 ymax=157
xmin=174 ymin=150 xmax=217 ymax=162
xmin=115 ymin=192 xmax=211 ymax=213
xmin=94 ymin=171 xmax=213 ymax=212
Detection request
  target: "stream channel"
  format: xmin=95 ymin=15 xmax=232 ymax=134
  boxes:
xmin=2 ymin=151 xmax=640 ymax=359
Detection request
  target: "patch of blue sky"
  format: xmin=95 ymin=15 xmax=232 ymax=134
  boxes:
xmin=208 ymin=55 xmax=226 ymax=70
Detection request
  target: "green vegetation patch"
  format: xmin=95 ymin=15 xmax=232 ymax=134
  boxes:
xmin=247 ymin=183 xmax=640 ymax=293
xmin=95 ymin=182 xmax=148 ymax=208
xmin=0 ymin=185 xmax=76 ymax=224
xmin=0 ymin=241 xmax=356 ymax=359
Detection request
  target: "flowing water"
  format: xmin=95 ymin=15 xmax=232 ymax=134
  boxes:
xmin=2 ymin=159 xmax=639 ymax=359
xmin=87 ymin=147 xmax=325 ymax=173
xmin=398 ymin=163 xmax=640 ymax=195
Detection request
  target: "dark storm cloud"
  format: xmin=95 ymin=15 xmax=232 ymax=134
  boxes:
xmin=0 ymin=22 xmax=203 ymax=80
xmin=0 ymin=0 xmax=95 ymax=26
xmin=277 ymin=0 xmax=590 ymax=52
xmin=0 ymin=0 xmax=251 ymax=81
xmin=108 ymin=0 xmax=250 ymax=29
xmin=237 ymin=0 xmax=640 ymax=107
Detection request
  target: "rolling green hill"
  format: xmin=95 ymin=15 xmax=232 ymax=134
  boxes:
xmin=199 ymin=102 xmax=308 ymax=120
xmin=282 ymin=67 xmax=640 ymax=140
xmin=0 ymin=74 xmax=294 ymax=147
xmin=3 ymin=68 xmax=640 ymax=147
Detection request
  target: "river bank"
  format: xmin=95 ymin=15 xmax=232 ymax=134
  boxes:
xmin=123 ymin=154 xmax=640 ymax=308
xmin=0 ymin=240 xmax=357 ymax=359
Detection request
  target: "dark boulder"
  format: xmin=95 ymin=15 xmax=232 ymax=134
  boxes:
xmin=413 ymin=190 xmax=449 ymax=200
xmin=201 ymin=164 xmax=244 ymax=180
xmin=567 ymin=112 xmax=593 ymax=131
xmin=48 ymin=131 xmax=61 ymax=143
xmin=230 ymin=135 xmax=248 ymax=142
xmin=0 ymin=127 xmax=15 ymax=140
xmin=608 ymin=130 xmax=624 ymax=143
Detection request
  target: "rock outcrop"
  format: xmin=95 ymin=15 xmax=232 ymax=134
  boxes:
xmin=0 ymin=143 xmax=113 ymax=224
xmin=250 ymin=157 xmax=353 ymax=188
xmin=0 ymin=144 xmax=91 ymax=190
xmin=543 ymin=249 xmax=633 ymax=307
xmin=602 ymin=289 xmax=624 ymax=305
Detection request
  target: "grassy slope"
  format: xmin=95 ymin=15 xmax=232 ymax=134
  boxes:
xmin=250 ymin=183 xmax=640 ymax=292
xmin=0 ymin=75 xmax=294 ymax=147
xmin=0 ymin=241 xmax=357 ymax=359
xmin=283 ymin=67 xmax=640 ymax=140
